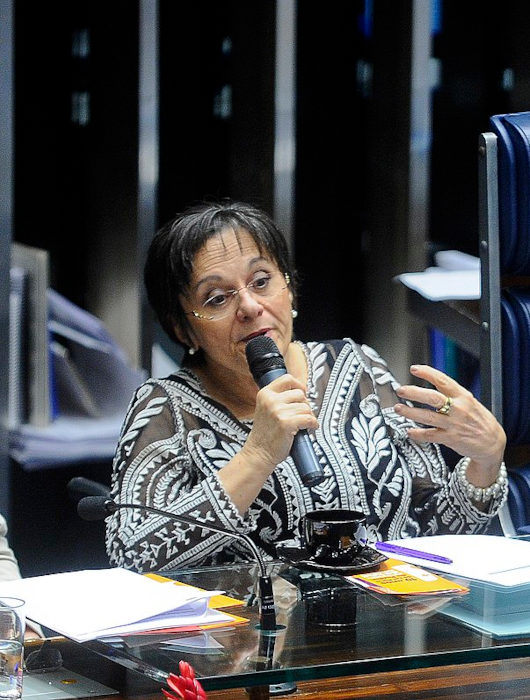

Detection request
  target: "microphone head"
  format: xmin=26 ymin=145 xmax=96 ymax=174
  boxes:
xmin=77 ymin=496 xmax=114 ymax=521
xmin=245 ymin=336 xmax=285 ymax=382
xmin=67 ymin=477 xmax=111 ymax=501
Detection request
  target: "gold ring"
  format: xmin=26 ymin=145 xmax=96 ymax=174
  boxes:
xmin=436 ymin=395 xmax=453 ymax=415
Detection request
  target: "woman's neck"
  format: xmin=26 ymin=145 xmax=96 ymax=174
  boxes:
xmin=194 ymin=341 xmax=307 ymax=421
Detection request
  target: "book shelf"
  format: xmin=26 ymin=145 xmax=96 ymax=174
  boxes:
xmin=405 ymin=135 xmax=499 ymax=418
xmin=406 ymin=130 xmax=526 ymax=536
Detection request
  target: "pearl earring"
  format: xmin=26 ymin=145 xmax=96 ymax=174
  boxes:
xmin=188 ymin=346 xmax=196 ymax=356
xmin=291 ymin=309 xmax=298 ymax=319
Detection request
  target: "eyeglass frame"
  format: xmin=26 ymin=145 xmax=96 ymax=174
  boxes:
xmin=183 ymin=272 xmax=291 ymax=321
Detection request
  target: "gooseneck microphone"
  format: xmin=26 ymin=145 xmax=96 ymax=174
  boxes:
xmin=76 ymin=495 xmax=277 ymax=631
xmin=67 ymin=476 xmax=111 ymax=500
xmin=245 ymin=336 xmax=325 ymax=487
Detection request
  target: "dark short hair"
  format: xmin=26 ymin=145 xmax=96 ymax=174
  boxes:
xmin=144 ymin=200 xmax=297 ymax=345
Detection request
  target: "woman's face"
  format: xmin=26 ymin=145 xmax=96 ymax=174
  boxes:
xmin=176 ymin=228 xmax=294 ymax=378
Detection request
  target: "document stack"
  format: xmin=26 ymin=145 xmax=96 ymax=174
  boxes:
xmin=382 ymin=534 xmax=530 ymax=638
xmin=0 ymin=568 xmax=247 ymax=642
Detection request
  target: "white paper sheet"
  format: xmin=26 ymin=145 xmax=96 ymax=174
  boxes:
xmin=161 ymin=632 xmax=224 ymax=650
xmin=383 ymin=535 xmax=530 ymax=586
xmin=0 ymin=568 xmax=227 ymax=641
xmin=395 ymin=268 xmax=480 ymax=301
xmin=9 ymin=414 xmax=126 ymax=469
xmin=433 ymin=250 xmax=480 ymax=271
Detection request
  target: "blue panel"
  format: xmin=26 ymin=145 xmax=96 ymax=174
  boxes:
xmin=505 ymin=289 xmax=530 ymax=443
xmin=490 ymin=114 xmax=518 ymax=273
xmin=501 ymin=292 xmax=521 ymax=443
xmin=502 ymin=113 xmax=530 ymax=275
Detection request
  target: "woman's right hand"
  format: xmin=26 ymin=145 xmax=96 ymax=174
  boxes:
xmin=218 ymin=374 xmax=318 ymax=513
xmin=244 ymin=374 xmax=319 ymax=473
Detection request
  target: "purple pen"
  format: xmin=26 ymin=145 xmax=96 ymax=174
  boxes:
xmin=375 ymin=542 xmax=453 ymax=565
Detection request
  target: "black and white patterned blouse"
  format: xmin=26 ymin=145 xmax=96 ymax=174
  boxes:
xmin=106 ymin=339 xmax=505 ymax=572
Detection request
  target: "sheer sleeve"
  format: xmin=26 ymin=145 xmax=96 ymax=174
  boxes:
xmin=105 ymin=380 xmax=256 ymax=572
xmin=357 ymin=344 xmax=507 ymax=536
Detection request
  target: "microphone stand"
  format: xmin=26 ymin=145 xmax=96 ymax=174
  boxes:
xmin=77 ymin=494 xmax=298 ymax=697
xmin=87 ymin=498 xmax=277 ymax=632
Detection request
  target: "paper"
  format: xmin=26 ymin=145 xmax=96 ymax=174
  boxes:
xmin=0 ymin=568 xmax=239 ymax=642
xmin=347 ymin=558 xmax=468 ymax=597
xmin=47 ymin=289 xmax=147 ymax=417
xmin=9 ymin=288 xmax=148 ymax=470
xmin=382 ymin=535 xmax=530 ymax=586
xmin=50 ymin=341 xmax=101 ymax=418
xmin=396 ymin=249 xmax=481 ymax=302
xmin=160 ymin=633 xmax=225 ymax=652
xmin=433 ymin=250 xmax=480 ymax=271
xmin=145 ymin=573 xmax=245 ymax=609
xmin=9 ymin=414 xmax=126 ymax=470
xmin=396 ymin=268 xmax=480 ymax=301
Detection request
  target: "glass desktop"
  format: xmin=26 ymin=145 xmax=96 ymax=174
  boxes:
xmin=76 ymin=557 xmax=530 ymax=694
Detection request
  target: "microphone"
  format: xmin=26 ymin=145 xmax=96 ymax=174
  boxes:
xmin=245 ymin=336 xmax=325 ymax=487
xmin=67 ymin=477 xmax=111 ymax=501
xmin=77 ymin=496 xmax=277 ymax=631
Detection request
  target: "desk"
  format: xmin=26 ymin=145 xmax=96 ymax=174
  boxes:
xmin=32 ymin=562 xmax=530 ymax=699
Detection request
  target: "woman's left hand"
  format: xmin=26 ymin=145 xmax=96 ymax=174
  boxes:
xmin=394 ymin=364 xmax=506 ymax=487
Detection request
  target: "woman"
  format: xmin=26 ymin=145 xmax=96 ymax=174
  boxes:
xmin=106 ymin=201 xmax=507 ymax=572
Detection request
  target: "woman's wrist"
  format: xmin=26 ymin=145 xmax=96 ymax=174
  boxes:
xmin=457 ymin=457 xmax=508 ymax=503
xmin=239 ymin=440 xmax=278 ymax=477
xmin=218 ymin=444 xmax=276 ymax=515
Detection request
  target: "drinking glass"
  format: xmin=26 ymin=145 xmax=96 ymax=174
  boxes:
xmin=0 ymin=598 xmax=25 ymax=700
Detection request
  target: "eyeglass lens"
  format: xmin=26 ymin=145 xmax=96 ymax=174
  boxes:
xmin=198 ymin=273 xmax=288 ymax=320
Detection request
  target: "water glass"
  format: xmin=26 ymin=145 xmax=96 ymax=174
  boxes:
xmin=0 ymin=598 xmax=25 ymax=700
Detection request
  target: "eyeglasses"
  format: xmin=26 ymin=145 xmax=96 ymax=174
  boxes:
xmin=185 ymin=272 xmax=290 ymax=321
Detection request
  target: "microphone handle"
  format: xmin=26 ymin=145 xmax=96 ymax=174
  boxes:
xmin=256 ymin=367 xmax=288 ymax=387
xmin=290 ymin=432 xmax=324 ymax=487
xmin=257 ymin=368 xmax=324 ymax=487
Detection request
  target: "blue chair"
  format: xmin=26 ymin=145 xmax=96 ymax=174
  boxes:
xmin=490 ymin=114 xmax=518 ymax=273
xmin=501 ymin=293 xmax=521 ymax=444
xmin=508 ymin=465 xmax=530 ymax=534
xmin=491 ymin=112 xmax=530 ymax=275
xmin=487 ymin=112 xmax=530 ymax=532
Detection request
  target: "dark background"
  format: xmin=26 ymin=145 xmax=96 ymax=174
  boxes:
xmin=14 ymin=2 xmax=530 ymax=344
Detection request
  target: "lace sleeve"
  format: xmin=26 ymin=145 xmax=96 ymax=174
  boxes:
xmin=358 ymin=344 xmax=506 ymax=535
xmin=105 ymin=381 xmax=255 ymax=572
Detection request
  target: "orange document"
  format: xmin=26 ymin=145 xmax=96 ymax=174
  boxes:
xmin=346 ymin=558 xmax=469 ymax=597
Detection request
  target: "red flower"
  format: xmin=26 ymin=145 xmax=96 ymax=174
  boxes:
xmin=162 ymin=660 xmax=207 ymax=700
